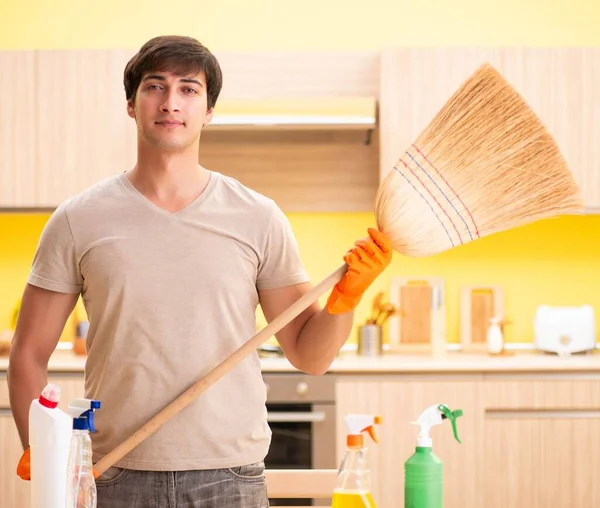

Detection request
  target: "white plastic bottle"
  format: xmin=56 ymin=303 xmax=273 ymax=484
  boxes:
xmin=487 ymin=316 xmax=504 ymax=354
xmin=66 ymin=398 xmax=101 ymax=508
xmin=29 ymin=383 xmax=73 ymax=508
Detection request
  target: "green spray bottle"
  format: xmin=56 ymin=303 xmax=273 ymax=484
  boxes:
xmin=404 ymin=403 xmax=463 ymax=508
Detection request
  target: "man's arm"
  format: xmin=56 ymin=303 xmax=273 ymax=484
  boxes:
xmin=8 ymin=283 xmax=78 ymax=449
xmin=259 ymin=228 xmax=392 ymax=375
xmin=259 ymin=283 xmax=353 ymax=375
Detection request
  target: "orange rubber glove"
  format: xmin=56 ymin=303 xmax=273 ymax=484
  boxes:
xmin=326 ymin=228 xmax=393 ymax=314
xmin=17 ymin=447 xmax=31 ymax=481
xmin=17 ymin=446 xmax=101 ymax=481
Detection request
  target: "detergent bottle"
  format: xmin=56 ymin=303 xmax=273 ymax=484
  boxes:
xmin=66 ymin=398 xmax=102 ymax=508
xmin=331 ymin=414 xmax=381 ymax=508
xmin=405 ymin=404 xmax=463 ymax=508
xmin=29 ymin=383 xmax=73 ymax=508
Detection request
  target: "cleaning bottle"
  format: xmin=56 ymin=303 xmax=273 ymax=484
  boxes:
xmin=331 ymin=414 xmax=381 ymax=508
xmin=486 ymin=315 xmax=504 ymax=354
xmin=29 ymin=383 xmax=73 ymax=508
xmin=66 ymin=398 xmax=102 ymax=508
xmin=405 ymin=403 xmax=463 ymax=508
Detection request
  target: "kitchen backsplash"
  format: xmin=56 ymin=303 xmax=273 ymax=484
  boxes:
xmin=1 ymin=211 xmax=599 ymax=344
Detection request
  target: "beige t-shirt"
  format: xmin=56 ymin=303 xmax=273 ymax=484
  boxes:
xmin=27 ymin=170 xmax=310 ymax=470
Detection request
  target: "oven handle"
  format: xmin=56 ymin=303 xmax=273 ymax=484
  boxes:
xmin=266 ymin=411 xmax=326 ymax=423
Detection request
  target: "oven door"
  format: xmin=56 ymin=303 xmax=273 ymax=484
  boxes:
xmin=265 ymin=402 xmax=336 ymax=506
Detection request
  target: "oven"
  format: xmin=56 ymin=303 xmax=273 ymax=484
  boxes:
xmin=262 ymin=373 xmax=337 ymax=506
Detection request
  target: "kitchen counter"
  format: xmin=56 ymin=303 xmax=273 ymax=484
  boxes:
xmin=1 ymin=348 xmax=599 ymax=374
xmin=262 ymin=349 xmax=600 ymax=373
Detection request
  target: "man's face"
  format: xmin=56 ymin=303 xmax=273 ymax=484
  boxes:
xmin=127 ymin=70 xmax=214 ymax=151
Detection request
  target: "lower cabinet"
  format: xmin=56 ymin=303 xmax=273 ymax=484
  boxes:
xmin=336 ymin=373 xmax=600 ymax=508
xmin=335 ymin=374 xmax=484 ymax=508
xmin=0 ymin=407 xmax=31 ymax=508
xmin=2 ymin=370 xmax=600 ymax=508
xmin=482 ymin=377 xmax=600 ymax=508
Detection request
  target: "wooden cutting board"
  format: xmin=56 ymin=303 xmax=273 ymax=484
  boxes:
xmin=399 ymin=282 xmax=433 ymax=344
xmin=388 ymin=277 xmax=445 ymax=354
xmin=460 ymin=286 xmax=505 ymax=351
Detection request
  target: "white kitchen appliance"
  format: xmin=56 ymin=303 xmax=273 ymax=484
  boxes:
xmin=533 ymin=305 xmax=597 ymax=355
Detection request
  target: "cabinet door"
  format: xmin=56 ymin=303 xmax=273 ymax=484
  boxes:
xmin=0 ymin=51 xmax=37 ymax=207
xmin=379 ymin=48 xmax=600 ymax=209
xmin=500 ymin=48 xmax=600 ymax=209
xmin=35 ymin=50 xmax=137 ymax=207
xmin=483 ymin=377 xmax=600 ymax=508
xmin=336 ymin=375 xmax=483 ymax=508
xmin=0 ymin=408 xmax=31 ymax=508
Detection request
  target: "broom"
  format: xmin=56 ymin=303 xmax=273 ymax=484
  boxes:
xmin=93 ymin=62 xmax=582 ymax=476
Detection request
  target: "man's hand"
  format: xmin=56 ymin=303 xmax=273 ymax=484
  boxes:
xmin=17 ymin=447 xmax=31 ymax=481
xmin=325 ymin=228 xmax=392 ymax=314
xmin=17 ymin=446 xmax=101 ymax=481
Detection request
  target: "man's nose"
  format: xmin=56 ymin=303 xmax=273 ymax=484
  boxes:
xmin=160 ymin=90 xmax=180 ymax=113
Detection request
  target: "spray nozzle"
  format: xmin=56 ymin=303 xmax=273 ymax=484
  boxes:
xmin=438 ymin=404 xmax=463 ymax=443
xmin=67 ymin=398 xmax=101 ymax=433
xmin=411 ymin=403 xmax=463 ymax=447
xmin=344 ymin=414 xmax=382 ymax=448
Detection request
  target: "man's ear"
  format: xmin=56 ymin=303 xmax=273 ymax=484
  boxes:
xmin=203 ymin=107 xmax=214 ymax=127
xmin=127 ymin=99 xmax=136 ymax=119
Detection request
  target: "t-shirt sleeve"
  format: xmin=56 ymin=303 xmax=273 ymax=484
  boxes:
xmin=27 ymin=204 xmax=83 ymax=294
xmin=256 ymin=202 xmax=310 ymax=290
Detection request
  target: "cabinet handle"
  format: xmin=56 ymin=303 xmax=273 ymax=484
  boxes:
xmin=486 ymin=409 xmax=600 ymax=419
xmin=0 ymin=408 xmax=12 ymax=416
xmin=267 ymin=411 xmax=326 ymax=423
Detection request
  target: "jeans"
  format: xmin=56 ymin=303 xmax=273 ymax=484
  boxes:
xmin=95 ymin=461 xmax=269 ymax=507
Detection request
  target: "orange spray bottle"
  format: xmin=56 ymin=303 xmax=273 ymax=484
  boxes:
xmin=331 ymin=414 xmax=381 ymax=508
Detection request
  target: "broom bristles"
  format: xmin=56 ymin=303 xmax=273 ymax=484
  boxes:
xmin=374 ymin=63 xmax=583 ymax=257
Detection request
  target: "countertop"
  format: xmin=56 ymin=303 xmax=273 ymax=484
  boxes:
xmin=1 ymin=348 xmax=599 ymax=374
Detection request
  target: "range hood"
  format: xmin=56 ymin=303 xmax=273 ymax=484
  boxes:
xmin=206 ymin=96 xmax=377 ymax=131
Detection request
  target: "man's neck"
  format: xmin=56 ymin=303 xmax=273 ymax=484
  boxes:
xmin=126 ymin=146 xmax=211 ymax=212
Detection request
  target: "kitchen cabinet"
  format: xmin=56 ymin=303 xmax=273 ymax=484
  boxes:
xmin=0 ymin=51 xmax=37 ymax=207
xmin=199 ymin=128 xmax=380 ymax=212
xmin=34 ymin=50 xmax=138 ymax=207
xmin=0 ymin=373 xmax=85 ymax=508
xmin=335 ymin=374 xmax=484 ymax=508
xmin=483 ymin=376 xmax=600 ymax=508
xmin=0 ymin=49 xmax=379 ymax=211
xmin=379 ymin=47 xmax=600 ymax=210
xmin=336 ymin=372 xmax=600 ymax=508
xmin=2 ymin=358 xmax=599 ymax=508
xmin=0 ymin=50 xmax=137 ymax=208
xmin=0 ymin=408 xmax=30 ymax=508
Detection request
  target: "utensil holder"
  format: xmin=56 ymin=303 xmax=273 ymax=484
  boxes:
xmin=357 ymin=324 xmax=383 ymax=356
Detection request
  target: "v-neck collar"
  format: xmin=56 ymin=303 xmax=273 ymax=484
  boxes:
xmin=118 ymin=170 xmax=218 ymax=218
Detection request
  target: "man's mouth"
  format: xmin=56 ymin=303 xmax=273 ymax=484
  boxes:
xmin=155 ymin=120 xmax=184 ymax=127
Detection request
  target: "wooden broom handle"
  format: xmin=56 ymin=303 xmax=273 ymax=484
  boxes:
xmin=94 ymin=263 xmax=348 ymax=476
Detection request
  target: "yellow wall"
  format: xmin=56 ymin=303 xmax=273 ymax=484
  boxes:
xmin=1 ymin=0 xmax=600 ymax=50
xmin=1 ymin=213 xmax=599 ymax=344
xmin=1 ymin=0 xmax=600 ymax=345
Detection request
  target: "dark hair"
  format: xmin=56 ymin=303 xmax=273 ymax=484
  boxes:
xmin=124 ymin=35 xmax=223 ymax=109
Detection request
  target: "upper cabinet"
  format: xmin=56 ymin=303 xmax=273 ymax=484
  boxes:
xmin=378 ymin=47 xmax=600 ymax=210
xmin=34 ymin=50 xmax=138 ymax=207
xmin=196 ymin=51 xmax=382 ymax=212
xmin=2 ymin=48 xmax=599 ymax=211
xmin=0 ymin=49 xmax=380 ymax=211
xmin=0 ymin=51 xmax=37 ymax=207
xmin=0 ymin=50 xmax=138 ymax=208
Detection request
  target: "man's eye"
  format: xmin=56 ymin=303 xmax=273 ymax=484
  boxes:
xmin=184 ymin=88 xmax=198 ymax=94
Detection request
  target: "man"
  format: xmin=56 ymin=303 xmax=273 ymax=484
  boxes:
xmin=9 ymin=35 xmax=391 ymax=507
